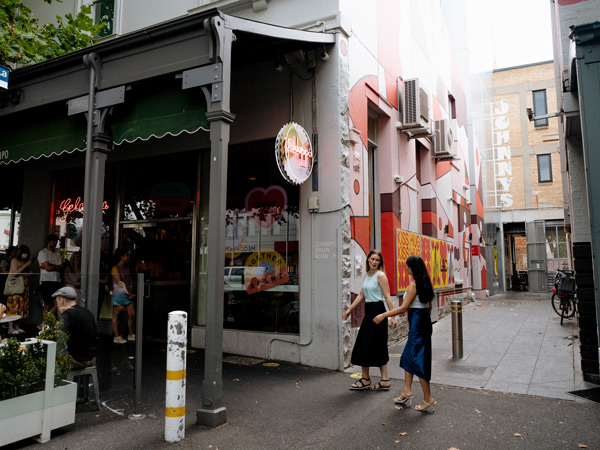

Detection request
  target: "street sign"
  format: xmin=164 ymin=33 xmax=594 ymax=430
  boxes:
xmin=0 ymin=65 xmax=9 ymax=90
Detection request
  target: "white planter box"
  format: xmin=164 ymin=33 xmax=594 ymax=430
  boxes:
xmin=0 ymin=381 xmax=77 ymax=446
xmin=0 ymin=339 xmax=77 ymax=445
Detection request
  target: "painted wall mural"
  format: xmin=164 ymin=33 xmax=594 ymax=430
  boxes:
xmin=396 ymin=229 xmax=455 ymax=291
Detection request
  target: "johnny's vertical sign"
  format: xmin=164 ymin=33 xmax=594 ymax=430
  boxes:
xmin=492 ymin=100 xmax=513 ymax=207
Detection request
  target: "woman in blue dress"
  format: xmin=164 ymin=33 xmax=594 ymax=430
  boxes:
xmin=374 ymin=255 xmax=436 ymax=412
xmin=343 ymin=249 xmax=397 ymax=391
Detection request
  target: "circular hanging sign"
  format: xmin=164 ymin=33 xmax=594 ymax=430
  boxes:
xmin=275 ymin=122 xmax=313 ymax=185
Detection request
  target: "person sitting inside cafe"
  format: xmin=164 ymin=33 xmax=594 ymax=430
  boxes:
xmin=53 ymin=286 xmax=98 ymax=370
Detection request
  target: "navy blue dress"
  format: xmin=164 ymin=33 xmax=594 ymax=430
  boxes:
xmin=400 ymin=293 xmax=432 ymax=381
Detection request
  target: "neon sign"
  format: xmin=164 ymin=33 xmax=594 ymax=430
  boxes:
xmin=275 ymin=122 xmax=313 ymax=185
xmin=58 ymin=197 xmax=109 ymax=222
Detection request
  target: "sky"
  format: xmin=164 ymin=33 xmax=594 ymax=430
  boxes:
xmin=488 ymin=0 xmax=554 ymax=69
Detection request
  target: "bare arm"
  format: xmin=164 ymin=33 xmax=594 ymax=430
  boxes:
xmin=373 ymin=282 xmax=417 ymax=324
xmin=343 ymin=289 xmax=365 ymax=321
xmin=111 ymin=266 xmax=124 ymax=288
xmin=377 ymin=271 xmax=398 ymax=329
xmin=40 ymin=259 xmax=62 ymax=273
xmin=64 ymin=266 xmax=81 ymax=287
xmin=10 ymin=258 xmax=32 ymax=275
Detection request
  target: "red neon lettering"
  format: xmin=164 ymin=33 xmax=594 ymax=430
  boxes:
xmin=285 ymin=137 xmax=312 ymax=168
xmin=58 ymin=197 xmax=109 ymax=222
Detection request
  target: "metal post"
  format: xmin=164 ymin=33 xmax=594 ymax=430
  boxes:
xmin=129 ymin=273 xmax=145 ymax=420
xmin=165 ymin=311 xmax=187 ymax=443
xmin=451 ymin=299 xmax=463 ymax=359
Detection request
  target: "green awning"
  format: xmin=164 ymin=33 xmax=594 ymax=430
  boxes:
xmin=1 ymin=105 xmax=87 ymax=165
xmin=1 ymin=79 xmax=209 ymax=165
xmin=111 ymin=79 xmax=209 ymax=145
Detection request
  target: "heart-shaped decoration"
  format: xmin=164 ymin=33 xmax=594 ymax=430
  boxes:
xmin=245 ymin=185 xmax=288 ymax=229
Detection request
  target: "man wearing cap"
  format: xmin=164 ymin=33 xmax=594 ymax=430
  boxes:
xmin=53 ymin=286 xmax=97 ymax=369
xmin=38 ymin=234 xmax=64 ymax=318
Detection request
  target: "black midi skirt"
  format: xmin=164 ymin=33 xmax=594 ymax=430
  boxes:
xmin=350 ymin=301 xmax=389 ymax=367
xmin=400 ymin=308 xmax=432 ymax=381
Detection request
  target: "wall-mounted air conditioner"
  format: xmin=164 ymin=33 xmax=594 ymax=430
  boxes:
xmin=397 ymin=78 xmax=430 ymax=132
xmin=433 ymin=119 xmax=456 ymax=158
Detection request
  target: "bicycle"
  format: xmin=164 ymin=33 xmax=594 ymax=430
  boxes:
xmin=551 ymin=269 xmax=576 ymax=325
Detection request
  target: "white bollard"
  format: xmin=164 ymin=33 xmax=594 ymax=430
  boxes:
xmin=165 ymin=311 xmax=187 ymax=443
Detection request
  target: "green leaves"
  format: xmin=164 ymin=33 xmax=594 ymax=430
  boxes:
xmin=0 ymin=313 xmax=72 ymax=400
xmin=0 ymin=0 xmax=105 ymax=69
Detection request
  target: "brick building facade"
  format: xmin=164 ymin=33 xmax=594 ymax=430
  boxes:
xmin=485 ymin=61 xmax=566 ymax=292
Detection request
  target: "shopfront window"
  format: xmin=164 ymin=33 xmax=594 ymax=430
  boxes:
xmin=223 ymin=141 xmax=300 ymax=333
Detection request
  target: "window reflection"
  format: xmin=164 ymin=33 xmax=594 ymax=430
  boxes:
xmin=224 ymin=141 xmax=299 ymax=334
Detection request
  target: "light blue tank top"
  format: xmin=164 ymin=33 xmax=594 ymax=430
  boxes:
xmin=363 ymin=271 xmax=384 ymax=302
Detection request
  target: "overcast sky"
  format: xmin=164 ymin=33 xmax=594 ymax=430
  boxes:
xmin=489 ymin=0 xmax=554 ymax=69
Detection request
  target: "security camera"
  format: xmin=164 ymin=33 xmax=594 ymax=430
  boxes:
xmin=526 ymin=108 xmax=534 ymax=122
xmin=393 ymin=175 xmax=404 ymax=184
xmin=320 ymin=51 xmax=330 ymax=61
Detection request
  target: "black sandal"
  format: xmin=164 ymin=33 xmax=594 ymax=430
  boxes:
xmin=370 ymin=379 xmax=391 ymax=391
xmin=350 ymin=377 xmax=371 ymax=390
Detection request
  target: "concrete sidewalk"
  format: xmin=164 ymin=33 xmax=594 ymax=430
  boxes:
xmin=386 ymin=291 xmax=596 ymax=401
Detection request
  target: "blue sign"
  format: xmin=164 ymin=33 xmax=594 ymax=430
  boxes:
xmin=0 ymin=65 xmax=9 ymax=90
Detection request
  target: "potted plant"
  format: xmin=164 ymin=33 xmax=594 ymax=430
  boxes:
xmin=0 ymin=313 xmax=77 ymax=445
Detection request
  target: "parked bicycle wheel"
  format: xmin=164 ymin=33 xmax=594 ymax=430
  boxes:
xmin=551 ymin=293 xmax=562 ymax=316
xmin=561 ymin=294 xmax=576 ymax=318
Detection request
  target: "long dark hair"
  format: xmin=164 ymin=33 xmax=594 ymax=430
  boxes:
xmin=407 ymin=255 xmax=434 ymax=303
xmin=365 ymin=249 xmax=384 ymax=273
xmin=113 ymin=248 xmax=127 ymax=265
xmin=17 ymin=245 xmax=30 ymax=261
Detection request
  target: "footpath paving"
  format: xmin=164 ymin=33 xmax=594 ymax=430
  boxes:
xmin=5 ymin=292 xmax=600 ymax=450
xmin=387 ymin=291 xmax=596 ymax=401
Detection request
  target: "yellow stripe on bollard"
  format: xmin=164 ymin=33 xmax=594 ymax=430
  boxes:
xmin=165 ymin=406 xmax=186 ymax=418
xmin=166 ymin=369 xmax=186 ymax=380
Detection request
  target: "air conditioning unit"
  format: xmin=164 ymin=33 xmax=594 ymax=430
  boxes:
xmin=433 ymin=119 xmax=456 ymax=158
xmin=398 ymin=78 xmax=430 ymax=131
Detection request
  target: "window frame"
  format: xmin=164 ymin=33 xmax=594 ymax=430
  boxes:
xmin=532 ymin=89 xmax=548 ymax=128
xmin=537 ymin=153 xmax=553 ymax=183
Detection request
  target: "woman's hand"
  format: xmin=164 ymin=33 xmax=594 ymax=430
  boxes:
xmin=390 ymin=316 xmax=398 ymax=329
xmin=373 ymin=313 xmax=385 ymax=324
xmin=342 ymin=310 xmax=350 ymax=321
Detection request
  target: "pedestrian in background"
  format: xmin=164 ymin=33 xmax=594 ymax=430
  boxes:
xmin=64 ymin=251 xmax=82 ymax=301
xmin=111 ymin=248 xmax=136 ymax=344
xmin=343 ymin=249 xmax=397 ymax=391
xmin=0 ymin=246 xmax=17 ymax=307
xmin=5 ymin=244 xmax=33 ymax=335
xmin=37 ymin=234 xmax=64 ymax=321
xmin=53 ymin=286 xmax=98 ymax=369
xmin=374 ymin=255 xmax=436 ymax=412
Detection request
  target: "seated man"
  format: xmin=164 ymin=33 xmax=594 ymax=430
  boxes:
xmin=52 ymin=286 xmax=98 ymax=369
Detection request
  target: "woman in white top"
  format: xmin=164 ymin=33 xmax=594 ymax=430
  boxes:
xmin=374 ymin=255 xmax=436 ymax=412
